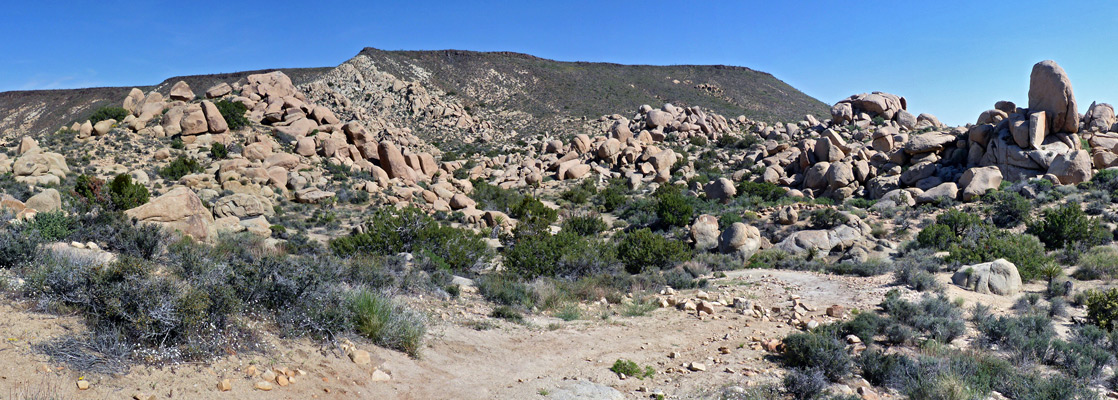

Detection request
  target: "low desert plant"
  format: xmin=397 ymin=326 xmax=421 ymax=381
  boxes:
xmin=351 ymin=289 xmax=426 ymax=357
xmin=609 ymin=358 xmax=654 ymax=379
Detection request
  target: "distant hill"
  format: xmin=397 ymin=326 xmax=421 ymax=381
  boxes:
xmin=0 ymin=48 xmax=828 ymax=139
xmin=356 ymin=48 xmax=828 ymax=124
xmin=0 ymin=68 xmax=330 ymax=137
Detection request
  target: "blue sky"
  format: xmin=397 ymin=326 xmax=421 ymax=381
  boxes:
xmin=2 ymin=1 xmax=1114 ymax=125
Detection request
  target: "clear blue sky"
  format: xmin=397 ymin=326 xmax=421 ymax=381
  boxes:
xmin=3 ymin=1 xmax=1114 ymax=125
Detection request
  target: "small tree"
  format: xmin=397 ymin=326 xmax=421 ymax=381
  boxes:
xmin=108 ymin=174 xmax=149 ymax=210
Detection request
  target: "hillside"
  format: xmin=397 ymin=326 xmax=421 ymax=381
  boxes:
xmin=356 ymin=47 xmax=828 ymax=124
xmin=0 ymin=67 xmax=330 ymax=137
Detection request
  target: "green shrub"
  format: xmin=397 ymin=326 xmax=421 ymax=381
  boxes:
xmin=560 ymin=180 xmax=596 ymax=204
xmin=23 ymin=211 xmax=73 ymax=241
xmin=915 ymin=224 xmax=956 ymax=250
xmin=489 ymin=305 xmax=523 ymax=323
xmin=158 ymin=157 xmax=203 ymax=181
xmin=893 ymin=249 xmax=944 ymax=292
xmin=809 ymin=208 xmax=848 ymax=229
xmin=1027 ymin=203 xmax=1111 ymax=250
xmin=108 ymin=174 xmax=149 ymax=211
xmin=596 ymin=179 xmax=628 ymax=212
xmin=170 ymin=136 xmax=185 ymax=150
xmin=881 ymin=292 xmax=965 ymax=343
xmin=939 ymin=226 xmax=1052 ymax=282
xmin=617 ymin=228 xmax=691 ymax=274
xmin=504 ymin=228 xmax=618 ymax=279
xmin=74 ymin=174 xmax=106 ymax=205
xmin=351 ymin=290 xmax=426 ymax=357
xmin=209 ymin=142 xmax=228 ymax=159
xmin=988 ymin=191 xmax=1031 ymax=228
xmin=0 ymin=228 xmax=43 ymax=268
xmin=88 ymin=106 xmax=129 ymax=124
xmin=330 ymin=207 xmax=491 ymax=273
xmin=738 ymin=181 xmax=786 ymax=203
xmin=782 ymin=329 xmax=851 ymax=382
xmin=510 ymin=196 xmax=558 ymax=228
xmin=654 ymin=185 xmax=693 ymax=228
xmin=1087 ymin=288 xmax=1118 ymax=331
xmin=1075 ymin=245 xmax=1118 ymax=280
xmin=214 ymin=100 xmax=249 ymax=130
xmin=609 ymin=359 xmax=654 ymax=379
xmin=470 ymin=179 xmax=523 ymax=214
xmin=562 ymin=214 xmax=607 ymax=236
xmin=477 ymin=275 xmax=536 ymax=309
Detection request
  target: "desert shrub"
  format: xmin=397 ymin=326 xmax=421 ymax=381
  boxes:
xmin=617 ymin=228 xmax=691 ymax=274
xmin=489 ymin=305 xmax=523 ymax=323
xmin=504 ymin=227 xmax=618 ymax=279
xmin=351 ymin=289 xmax=426 ymax=357
xmin=88 ymin=106 xmax=129 ymax=124
xmin=975 ymin=312 xmax=1054 ymax=364
xmin=1027 ymin=203 xmax=1111 ymax=250
xmin=560 ymin=179 xmax=596 ymax=204
xmin=915 ymin=223 xmax=956 ymax=250
xmin=893 ymin=249 xmax=945 ymax=292
xmin=470 ymin=179 xmax=523 ymax=214
xmin=214 ymin=100 xmax=249 ymax=130
xmin=856 ymin=348 xmax=915 ymax=387
xmin=68 ymin=211 xmax=165 ymax=260
xmin=1049 ymin=338 xmax=1111 ymax=380
xmin=158 ymin=156 xmax=203 ymax=181
xmin=988 ymin=191 xmax=1031 ymax=228
xmin=510 ymin=196 xmax=557 ymax=228
xmin=107 ymin=174 xmax=149 ymax=210
xmin=73 ymin=174 xmax=106 ymax=205
xmin=1075 ymin=245 xmax=1118 ymax=280
xmin=845 ymin=197 xmax=876 ymax=209
xmin=1087 ymin=288 xmax=1118 ymax=331
xmin=784 ymin=367 xmax=828 ymax=400
xmin=595 ymin=179 xmax=628 ymax=212
xmin=477 ymin=275 xmax=536 ymax=309
xmin=209 ymin=142 xmax=228 ymax=159
xmin=654 ymin=184 xmax=693 ymax=228
xmin=827 ymin=259 xmax=891 ymax=277
xmin=940 ymin=224 xmax=1052 ymax=282
xmin=840 ymin=312 xmax=884 ymax=345
xmin=330 ymin=207 xmax=491 ymax=273
xmin=22 ymin=211 xmax=74 ymax=241
xmin=0 ymin=228 xmax=43 ymax=268
xmin=562 ymin=214 xmax=607 ymax=236
xmin=809 ymin=208 xmax=848 ymax=229
xmin=609 ymin=359 xmax=654 ymax=379
xmin=737 ymin=181 xmax=785 ymax=203
xmin=782 ymin=329 xmax=851 ymax=382
xmin=881 ymin=292 xmax=965 ymax=343
xmin=170 ymin=136 xmax=185 ymax=150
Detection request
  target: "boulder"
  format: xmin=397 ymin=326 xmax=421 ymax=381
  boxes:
xmin=125 ymin=187 xmax=215 ymax=241
xmin=169 ymin=81 xmax=195 ymax=101
xmin=1085 ymin=102 xmax=1116 ymax=132
xmin=958 ymin=166 xmax=1002 ymax=201
xmin=774 ymin=207 xmax=798 ymax=225
xmin=180 ymin=104 xmax=209 ymax=135
xmin=718 ymin=222 xmax=761 ymax=260
xmin=1027 ymin=111 xmax=1047 ymax=150
xmin=25 ymin=189 xmax=61 ymax=212
xmin=377 ymin=141 xmax=411 ymax=181
xmin=704 ymin=178 xmax=736 ymax=203
xmin=93 ymin=119 xmax=115 ymax=136
xmin=205 ymin=82 xmax=232 ymax=99
xmin=916 ymin=182 xmax=958 ymax=204
xmin=951 ymin=259 xmax=1022 ymax=295
xmin=905 ymin=132 xmax=955 ymax=154
xmin=449 ymin=193 xmax=475 ymax=210
xmin=1048 ymin=149 xmax=1093 ymax=184
xmin=1028 ymin=60 xmax=1078 ymax=134
xmin=690 ymin=214 xmax=720 ymax=251
xmin=211 ymin=193 xmax=271 ymax=219
xmin=17 ymin=136 xmax=38 ymax=155
xmin=201 ymin=100 xmax=228 ymax=133
xmin=646 ymin=110 xmax=673 ymax=129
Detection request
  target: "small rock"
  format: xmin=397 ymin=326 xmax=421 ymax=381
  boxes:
xmin=826 ymin=305 xmax=844 ymax=317
xmin=76 ymin=380 xmax=90 ymax=390
xmin=368 ymin=368 xmax=392 ymax=382
xmin=276 ymin=375 xmax=289 ymax=387
xmin=261 ymin=370 xmax=277 ymax=382
xmin=254 ymin=381 xmax=273 ymax=391
xmin=245 ymin=365 xmax=259 ymax=377
xmin=687 ymin=362 xmax=707 ymax=372
xmin=217 ymin=379 xmax=232 ymax=391
xmin=350 ymin=349 xmax=372 ymax=365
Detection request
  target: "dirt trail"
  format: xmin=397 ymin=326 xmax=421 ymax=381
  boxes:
xmin=0 ymin=269 xmax=899 ymax=400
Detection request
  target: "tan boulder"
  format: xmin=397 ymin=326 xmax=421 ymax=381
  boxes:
xmin=201 ymin=100 xmax=228 ymax=133
xmin=25 ymin=189 xmax=61 ymax=212
xmin=377 ymin=141 xmax=411 ymax=181
xmin=93 ymin=119 xmax=115 ymax=136
xmin=1028 ymin=60 xmax=1078 ymax=134
xmin=958 ymin=166 xmax=1002 ymax=201
xmin=205 ymin=83 xmax=232 ymax=99
xmin=180 ymin=104 xmax=209 ymax=135
xmin=169 ymin=81 xmax=195 ymax=101
xmin=17 ymin=136 xmax=38 ymax=155
xmin=125 ymin=187 xmax=215 ymax=241
xmin=1048 ymin=149 xmax=1093 ymax=184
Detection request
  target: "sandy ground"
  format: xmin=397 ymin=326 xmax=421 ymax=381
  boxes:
xmin=0 ymin=267 xmax=1069 ymax=400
